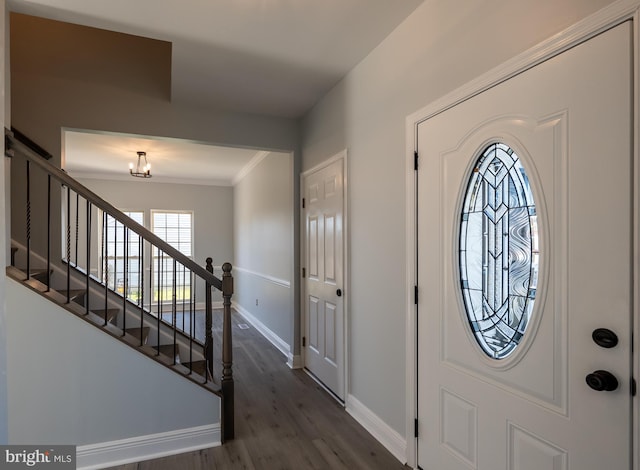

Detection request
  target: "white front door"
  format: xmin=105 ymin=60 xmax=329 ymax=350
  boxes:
xmin=417 ymin=22 xmax=632 ymax=469
xmin=303 ymin=156 xmax=345 ymax=400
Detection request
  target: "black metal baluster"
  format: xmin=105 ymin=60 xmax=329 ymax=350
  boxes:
xmin=66 ymin=186 xmax=71 ymax=303
xmin=139 ymin=236 xmax=145 ymax=347
xmin=123 ymin=226 xmax=128 ymax=332
xmin=149 ymin=242 xmax=153 ymax=347
xmin=103 ymin=212 xmax=109 ymax=325
xmin=46 ymin=174 xmax=51 ymax=291
xmin=181 ymin=264 xmax=186 ymax=332
xmin=205 ymin=258 xmax=214 ymax=383
xmin=75 ymin=192 xmax=79 ymax=266
xmin=25 ymin=160 xmax=30 ymax=280
xmin=189 ymin=270 xmax=195 ymax=374
xmin=85 ymin=200 xmax=91 ymax=314
xmin=172 ymin=259 xmax=177 ymax=365
xmin=113 ymin=219 xmax=117 ymax=293
xmin=157 ymin=250 xmax=162 ymax=355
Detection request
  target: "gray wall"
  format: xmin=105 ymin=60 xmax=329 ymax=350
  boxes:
xmin=6 ymin=278 xmax=218 ymax=445
xmin=233 ymin=152 xmax=294 ymax=354
xmin=301 ymin=0 xmax=615 ymax=436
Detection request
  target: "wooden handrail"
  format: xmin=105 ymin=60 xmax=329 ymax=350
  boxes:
xmin=5 ymin=129 xmax=222 ymax=291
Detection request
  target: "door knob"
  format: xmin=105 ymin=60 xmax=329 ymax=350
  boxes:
xmin=592 ymin=328 xmax=618 ymax=348
xmin=585 ymin=370 xmax=618 ymax=391
xmin=336 ymin=289 xmax=342 ymax=297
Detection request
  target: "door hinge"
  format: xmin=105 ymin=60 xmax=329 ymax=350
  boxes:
xmin=414 ymin=285 xmax=419 ymax=305
xmin=414 ymin=151 xmax=419 ymax=171
xmin=302 ymin=198 xmax=306 ymax=209
xmin=302 ymin=336 xmax=306 ymax=347
xmin=632 ymin=377 xmax=636 ymax=396
xmin=414 ymin=418 xmax=419 ymax=438
xmin=302 ymin=267 xmax=306 ymax=278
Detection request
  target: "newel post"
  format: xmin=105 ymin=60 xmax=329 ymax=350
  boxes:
xmin=205 ymin=258 xmax=214 ymax=381
xmin=221 ymin=262 xmax=234 ymax=441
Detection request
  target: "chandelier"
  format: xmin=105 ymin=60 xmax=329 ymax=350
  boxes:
xmin=129 ymin=151 xmax=152 ymax=178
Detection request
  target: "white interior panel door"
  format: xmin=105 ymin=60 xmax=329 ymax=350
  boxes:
xmin=417 ymin=23 xmax=632 ymax=470
xmin=304 ymin=158 xmax=344 ymax=400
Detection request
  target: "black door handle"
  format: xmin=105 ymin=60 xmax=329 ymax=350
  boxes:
xmin=336 ymin=289 xmax=342 ymax=297
xmin=585 ymin=370 xmax=618 ymax=391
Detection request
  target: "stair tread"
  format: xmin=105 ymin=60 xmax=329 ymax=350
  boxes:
xmin=181 ymin=360 xmax=207 ymax=376
xmin=156 ymin=343 xmax=179 ymax=358
xmin=91 ymin=308 xmax=119 ymax=323
xmin=125 ymin=326 xmax=150 ymax=342
xmin=58 ymin=289 xmax=86 ymax=301
xmin=19 ymin=268 xmax=52 ymax=278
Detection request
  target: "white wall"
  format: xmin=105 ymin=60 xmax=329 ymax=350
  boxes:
xmin=301 ymin=0 xmax=615 ymax=438
xmin=233 ymin=152 xmax=294 ymax=357
xmin=6 ymin=278 xmax=219 ymax=446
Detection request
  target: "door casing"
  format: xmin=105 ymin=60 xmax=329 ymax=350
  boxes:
xmin=404 ymin=1 xmax=640 ymax=467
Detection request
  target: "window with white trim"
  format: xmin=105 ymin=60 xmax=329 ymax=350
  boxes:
xmin=151 ymin=211 xmax=193 ymax=303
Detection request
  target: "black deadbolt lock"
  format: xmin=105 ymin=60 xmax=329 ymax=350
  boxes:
xmin=592 ymin=328 xmax=618 ymax=348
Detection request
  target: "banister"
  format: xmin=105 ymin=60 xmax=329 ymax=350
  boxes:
xmin=5 ymin=128 xmax=222 ymax=291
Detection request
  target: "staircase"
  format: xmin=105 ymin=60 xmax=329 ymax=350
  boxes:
xmin=5 ymin=128 xmax=235 ymax=442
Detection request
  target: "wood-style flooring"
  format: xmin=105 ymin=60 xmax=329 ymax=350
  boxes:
xmin=106 ymin=310 xmax=409 ymax=469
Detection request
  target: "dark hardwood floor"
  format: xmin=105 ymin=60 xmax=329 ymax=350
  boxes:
xmin=107 ymin=310 xmax=409 ymax=469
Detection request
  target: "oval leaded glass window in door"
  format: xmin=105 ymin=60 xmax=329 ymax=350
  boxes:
xmin=459 ymin=143 xmax=539 ymax=359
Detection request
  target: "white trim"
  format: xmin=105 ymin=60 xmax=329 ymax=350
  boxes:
xmin=346 ymin=394 xmax=406 ymax=465
xmin=70 ymin=171 xmax=233 ymax=187
xmin=407 ymin=0 xmax=640 ymax=126
xmin=287 ymin=352 xmax=303 ymax=369
xmin=633 ymin=8 xmax=640 ymax=470
xmin=301 ymin=149 xmax=347 ymax=177
xmin=233 ymin=266 xmax=291 ymax=288
xmin=232 ymin=150 xmax=271 ymax=186
xmin=233 ymin=301 xmax=291 ymax=359
xmin=405 ymin=1 xmax=640 ymax=468
xmin=300 ymin=149 xmax=349 ymax=402
xmin=76 ymin=423 xmax=220 ymax=470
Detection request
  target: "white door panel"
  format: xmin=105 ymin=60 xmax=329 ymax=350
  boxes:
xmin=418 ymin=23 xmax=632 ymax=469
xmin=303 ymin=158 xmax=345 ymax=399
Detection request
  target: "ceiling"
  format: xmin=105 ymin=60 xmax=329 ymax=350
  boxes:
xmin=63 ymin=130 xmax=277 ymax=186
xmin=9 ymin=0 xmax=424 ymax=184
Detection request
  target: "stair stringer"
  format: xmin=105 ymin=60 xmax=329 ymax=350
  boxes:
xmin=5 ymin=277 xmax=221 ymax=455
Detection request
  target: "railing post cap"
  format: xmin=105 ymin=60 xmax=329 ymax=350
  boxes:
xmin=222 ymin=262 xmax=232 ymax=273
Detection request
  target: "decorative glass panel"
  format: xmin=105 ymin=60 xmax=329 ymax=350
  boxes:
xmin=459 ymin=143 xmax=539 ymax=359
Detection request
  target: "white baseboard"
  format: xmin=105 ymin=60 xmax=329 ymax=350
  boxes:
xmin=346 ymin=394 xmax=407 ymax=464
xmin=77 ymin=423 xmax=220 ymax=470
xmin=287 ymin=353 xmax=303 ymax=369
xmin=232 ymin=302 xmax=290 ymax=360
xmin=195 ymin=301 xmax=223 ymax=310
